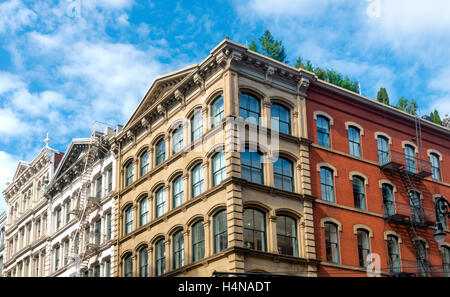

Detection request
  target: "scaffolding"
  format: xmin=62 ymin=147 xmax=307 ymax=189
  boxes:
xmin=67 ymin=121 xmax=113 ymax=277
xmin=380 ymin=114 xmax=437 ymax=277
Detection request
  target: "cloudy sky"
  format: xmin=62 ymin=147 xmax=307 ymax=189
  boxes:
xmin=0 ymin=0 xmax=449 ymax=212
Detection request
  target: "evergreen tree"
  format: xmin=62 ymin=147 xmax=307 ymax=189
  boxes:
xmin=430 ymin=109 xmax=442 ymax=125
xmin=258 ymin=30 xmax=287 ymax=62
xmin=406 ymin=100 xmax=418 ymax=115
xmin=396 ymin=97 xmax=408 ymax=111
xmin=248 ymin=39 xmax=258 ymax=52
xmin=376 ymin=88 xmax=390 ymax=105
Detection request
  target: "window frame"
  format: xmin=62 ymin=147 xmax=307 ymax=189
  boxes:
xmin=324 ymin=222 xmax=340 ymax=264
xmin=430 ymin=153 xmax=442 ymax=181
xmin=212 ymin=152 xmax=226 ymax=187
xmin=172 ymin=176 xmax=184 ymax=209
xmin=192 ymin=220 xmax=205 ymax=262
xmin=274 ymin=157 xmax=294 ymax=192
xmin=211 ymin=96 xmax=224 ymax=128
xmin=320 ymin=167 xmax=335 ymax=202
xmin=387 ymin=235 xmax=401 ymax=274
xmin=139 ymin=197 xmax=149 ymax=227
xmin=191 ymin=163 xmax=204 ymax=198
xmin=377 ymin=135 xmax=390 ymax=164
xmin=139 ymin=247 xmax=148 ymax=277
xmin=155 ymin=139 xmax=166 ymax=166
xmin=155 ymin=239 xmax=166 ymax=276
xmin=239 ymin=93 xmax=261 ymax=125
xmin=125 ymin=162 xmax=134 ymax=187
xmin=124 ymin=206 xmax=133 ymax=235
xmin=243 ymin=208 xmax=267 ymax=252
xmin=352 ymin=176 xmax=366 ymax=210
xmin=172 ymin=126 xmax=184 ymax=154
xmin=213 ymin=210 xmax=228 ymax=254
xmin=241 ymin=149 xmax=264 ymax=184
xmin=357 ymin=229 xmax=371 ymax=268
xmin=276 ymin=215 xmax=298 ymax=256
xmin=172 ymin=231 xmax=184 ymax=270
xmin=140 ymin=151 xmax=149 ymax=177
xmin=155 ymin=187 xmax=166 ymax=218
xmin=317 ymin=115 xmax=331 ymax=148
xmin=270 ymin=103 xmax=291 ymax=134
xmin=348 ymin=126 xmax=362 ymax=157
xmin=191 ymin=109 xmax=203 ymax=142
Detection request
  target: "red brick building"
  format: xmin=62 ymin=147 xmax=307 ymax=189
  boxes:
xmin=306 ymin=81 xmax=450 ymax=277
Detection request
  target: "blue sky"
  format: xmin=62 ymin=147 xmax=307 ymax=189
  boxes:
xmin=1 ymin=0 xmax=449 ymax=212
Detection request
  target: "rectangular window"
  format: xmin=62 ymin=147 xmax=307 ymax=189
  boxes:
xmin=320 ymin=168 xmax=335 ymax=202
xmin=93 ymin=265 xmax=100 ymax=277
xmin=377 ymin=136 xmax=390 ymax=164
xmin=54 ymin=246 xmax=60 ymax=271
xmin=106 ymin=213 xmax=112 ymax=240
xmin=65 ymin=202 xmax=70 ymax=223
xmin=155 ymin=189 xmax=165 ymax=218
xmin=348 ymin=127 xmax=362 ymax=157
xmin=56 ymin=209 xmax=61 ymax=230
xmin=105 ymin=260 xmax=111 ymax=277
xmin=191 ymin=111 xmax=203 ymax=142
xmin=95 ymin=176 xmax=102 ymax=198
xmin=324 ymin=223 xmax=339 ymax=264
xmin=94 ymin=219 xmax=101 ymax=245
xmin=107 ymin=167 xmax=113 ymax=192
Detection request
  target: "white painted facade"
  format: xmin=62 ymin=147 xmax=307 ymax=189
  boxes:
xmin=0 ymin=211 xmax=6 ymax=276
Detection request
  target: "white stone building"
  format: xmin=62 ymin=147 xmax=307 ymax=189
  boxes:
xmin=1 ymin=143 xmax=64 ymax=277
xmin=44 ymin=131 xmax=117 ymax=277
xmin=0 ymin=211 xmax=6 ymax=276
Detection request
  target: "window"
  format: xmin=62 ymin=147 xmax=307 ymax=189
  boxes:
xmin=55 ymin=246 xmax=60 ymax=271
xmin=241 ymin=149 xmax=263 ymax=184
xmin=382 ymin=184 xmax=395 ymax=216
xmin=125 ymin=206 xmax=133 ymax=235
xmin=239 ymin=93 xmax=260 ymax=125
xmin=243 ymin=208 xmax=266 ymax=251
xmin=95 ymin=176 xmax=102 ymax=198
xmin=105 ymin=259 xmax=111 ymax=277
xmin=430 ymin=153 xmax=441 ymax=181
xmin=191 ymin=164 xmax=204 ymax=198
xmin=139 ymin=197 xmax=148 ymax=226
xmin=348 ymin=126 xmax=362 ymax=157
xmin=172 ymin=126 xmax=184 ymax=154
xmin=357 ymin=229 xmax=370 ymax=268
xmin=155 ymin=139 xmax=166 ymax=166
xmin=211 ymin=96 xmax=224 ymax=127
xmin=213 ymin=210 xmax=228 ymax=253
xmin=65 ymin=201 xmax=70 ymax=223
xmin=124 ymin=254 xmax=133 ymax=277
xmin=191 ymin=110 xmax=203 ymax=142
xmin=56 ymin=209 xmax=61 ymax=230
xmin=107 ymin=167 xmax=113 ymax=192
xmin=93 ymin=265 xmax=100 ymax=277
xmin=416 ymin=240 xmax=428 ymax=277
xmin=387 ymin=235 xmax=401 ymax=274
xmin=140 ymin=151 xmax=149 ymax=176
xmin=155 ymin=187 xmax=165 ymax=218
xmin=125 ymin=162 xmax=134 ymax=187
xmin=271 ymin=103 xmax=290 ymax=134
xmin=409 ymin=191 xmax=422 ymax=223
xmin=94 ymin=219 xmax=101 ymax=244
xmin=276 ymin=216 xmax=298 ymax=256
xmin=106 ymin=213 xmax=112 ymax=240
xmin=320 ymin=167 xmax=335 ymax=202
xmin=317 ymin=116 xmax=330 ymax=148
xmin=212 ymin=152 xmax=226 ymax=186
xmin=404 ymin=145 xmax=416 ymax=173
xmin=173 ymin=231 xmax=184 ymax=270
xmin=352 ymin=176 xmax=366 ymax=210
xmin=155 ymin=239 xmax=165 ymax=276
xmin=324 ymin=222 xmax=339 ymax=264
xmin=139 ymin=247 xmax=148 ymax=277
xmin=377 ymin=136 xmax=390 ymax=164
xmin=274 ymin=157 xmax=294 ymax=192
xmin=169 ymin=177 xmax=183 ymax=210
xmin=192 ymin=221 xmax=204 ymax=262
xmin=442 ymin=246 xmax=450 ymax=277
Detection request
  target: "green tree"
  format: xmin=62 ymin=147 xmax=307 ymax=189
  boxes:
xmin=248 ymin=39 xmax=258 ymax=52
xmin=396 ymin=97 xmax=408 ymax=111
xmin=376 ymin=88 xmax=390 ymax=105
xmin=406 ymin=99 xmax=418 ymax=115
xmin=257 ymin=30 xmax=287 ymax=62
xmin=430 ymin=109 xmax=442 ymax=125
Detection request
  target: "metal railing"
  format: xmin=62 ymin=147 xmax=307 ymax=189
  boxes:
xmin=392 ymin=260 xmax=447 ymax=277
xmin=383 ymin=201 xmax=435 ymax=226
xmin=381 ymin=150 xmax=432 ymax=177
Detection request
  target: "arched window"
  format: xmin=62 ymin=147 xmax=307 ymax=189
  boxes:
xmin=357 ymin=229 xmax=370 ymax=267
xmin=348 ymin=126 xmax=361 ymax=157
xmin=139 ymin=247 xmax=148 ymax=277
xmin=212 ymin=152 xmax=226 ymax=186
xmin=352 ymin=176 xmax=366 ymax=210
xmin=211 ymin=96 xmax=224 ymax=128
xmin=276 ymin=215 xmax=298 ymax=256
xmin=173 ymin=231 xmax=184 ymax=270
xmin=192 ymin=221 xmax=205 ymax=262
xmin=191 ymin=109 xmax=203 ymax=142
xmin=274 ymin=157 xmax=294 ymax=191
xmin=241 ymin=149 xmax=263 ymax=184
xmin=172 ymin=176 xmax=184 ymax=209
xmin=442 ymin=246 xmax=450 ymax=277
xmin=271 ymin=103 xmax=291 ymax=134
xmin=324 ymin=222 xmax=339 ymax=264
xmin=125 ymin=162 xmax=134 ymax=187
xmin=243 ymin=208 xmax=266 ymax=251
xmin=386 ymin=235 xmax=401 ymax=274
xmin=382 ymin=184 xmax=395 ymax=216
xmin=191 ymin=164 xmax=204 ymax=198
xmin=430 ymin=153 xmax=441 ymax=181
xmin=409 ymin=191 xmax=422 ymax=223
xmin=213 ymin=210 xmax=228 ymax=253
xmin=124 ymin=206 xmax=133 ymax=235
xmin=404 ymin=145 xmax=416 ymax=173
xmin=123 ymin=254 xmax=133 ymax=277
xmin=377 ymin=136 xmax=390 ymax=164
xmin=155 ymin=139 xmax=166 ymax=166
xmin=140 ymin=151 xmax=149 ymax=176
xmin=139 ymin=197 xmax=148 ymax=227
xmin=239 ymin=93 xmax=260 ymax=125
xmin=317 ymin=116 xmax=330 ymax=148
xmin=155 ymin=239 xmax=165 ymax=276
xmin=172 ymin=126 xmax=183 ymax=154
xmin=320 ymin=167 xmax=335 ymax=202
xmin=155 ymin=187 xmax=165 ymax=218
xmin=416 ymin=240 xmax=428 ymax=277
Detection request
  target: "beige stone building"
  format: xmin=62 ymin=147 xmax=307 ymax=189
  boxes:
xmin=110 ymin=39 xmax=319 ymax=277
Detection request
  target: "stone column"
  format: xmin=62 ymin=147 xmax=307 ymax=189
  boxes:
xmin=132 ymin=254 xmax=138 ymax=277
xmin=202 ymin=106 xmax=209 ymax=133
xmin=204 ymin=220 xmax=211 ymax=258
xmin=164 ymin=184 xmax=171 ymax=213
xmin=262 ymin=97 xmax=271 ymax=129
xmin=183 ymin=173 xmax=190 ymax=202
xmin=148 ymin=148 xmax=154 ymax=171
xmin=269 ymin=214 xmax=278 ymax=254
xmin=149 ymin=194 xmax=155 ymax=221
xmin=183 ymin=230 xmax=190 ymax=266
xmin=223 ymin=70 xmax=239 ymax=117
xmin=203 ymin=161 xmax=210 ymax=192
xmin=164 ymin=239 xmax=170 ymax=274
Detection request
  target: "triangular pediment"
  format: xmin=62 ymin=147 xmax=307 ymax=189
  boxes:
xmin=12 ymin=162 xmax=30 ymax=182
xmin=123 ymin=65 xmax=197 ymax=130
xmin=52 ymin=138 xmax=90 ymax=180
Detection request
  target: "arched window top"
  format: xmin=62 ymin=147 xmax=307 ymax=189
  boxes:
xmin=427 ymin=149 xmax=442 ymax=161
xmin=349 ymin=172 xmax=369 ymax=185
xmin=379 ymin=180 xmax=397 ymax=192
xmin=320 ymin=217 xmax=342 ymax=231
xmin=384 ymin=230 xmax=403 ymax=243
xmin=414 ymin=236 xmax=429 ymax=249
xmin=313 ymin=111 xmax=334 ymax=125
xmin=375 ymin=132 xmax=392 ymax=144
xmin=402 ymin=141 xmax=417 ymax=151
xmin=353 ymin=224 xmax=374 ymax=237
xmin=317 ymin=163 xmax=338 ymax=177
xmin=345 ymin=122 xmax=365 ymax=135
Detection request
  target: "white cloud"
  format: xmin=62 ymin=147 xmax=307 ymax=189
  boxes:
xmin=0 ymin=108 xmax=30 ymax=137
xmin=0 ymin=151 xmax=20 ymax=213
xmin=0 ymin=0 xmax=37 ymax=34
xmin=0 ymin=72 xmax=25 ymax=94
